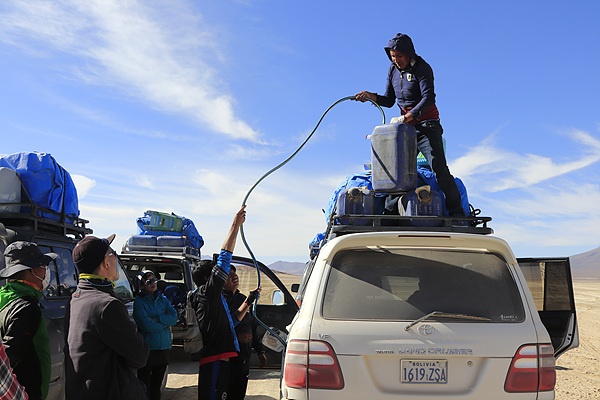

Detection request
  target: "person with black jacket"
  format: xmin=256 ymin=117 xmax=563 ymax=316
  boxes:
xmin=223 ymin=265 xmax=266 ymax=400
xmin=189 ymin=206 xmax=250 ymax=400
xmin=64 ymin=234 xmax=149 ymax=400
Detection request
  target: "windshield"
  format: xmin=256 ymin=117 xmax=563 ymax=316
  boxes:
xmin=322 ymin=248 xmax=525 ymax=323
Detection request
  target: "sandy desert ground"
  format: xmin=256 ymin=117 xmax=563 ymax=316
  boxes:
xmin=554 ymin=280 xmax=600 ymax=399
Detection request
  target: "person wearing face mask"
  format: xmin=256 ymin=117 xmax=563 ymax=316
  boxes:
xmin=64 ymin=234 xmax=149 ymax=400
xmin=0 ymin=241 xmax=56 ymax=400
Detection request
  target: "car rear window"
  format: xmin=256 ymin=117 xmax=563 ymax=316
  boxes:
xmin=322 ymin=249 xmax=525 ymax=323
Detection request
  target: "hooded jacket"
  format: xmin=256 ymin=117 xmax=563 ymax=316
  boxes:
xmin=377 ymin=33 xmax=440 ymax=123
xmin=133 ymin=291 xmax=178 ymax=351
xmin=0 ymin=281 xmax=50 ymax=400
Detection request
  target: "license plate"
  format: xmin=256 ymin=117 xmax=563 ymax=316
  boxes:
xmin=401 ymin=359 xmax=448 ymax=384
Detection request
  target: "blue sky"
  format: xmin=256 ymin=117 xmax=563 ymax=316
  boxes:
xmin=1 ymin=0 xmax=599 ymax=264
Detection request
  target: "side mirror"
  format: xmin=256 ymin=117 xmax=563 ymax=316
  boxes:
xmin=291 ymin=283 xmax=299 ymax=293
xmin=272 ymin=290 xmax=284 ymax=305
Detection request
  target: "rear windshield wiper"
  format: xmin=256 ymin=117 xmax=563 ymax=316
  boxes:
xmin=404 ymin=311 xmax=491 ymax=331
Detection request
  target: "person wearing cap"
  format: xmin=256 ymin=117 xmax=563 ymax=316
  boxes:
xmin=64 ymin=234 xmax=149 ymax=400
xmin=133 ymin=270 xmax=178 ymax=400
xmin=189 ymin=206 xmax=247 ymax=400
xmin=355 ymin=33 xmax=467 ymax=219
xmin=0 ymin=241 xmax=56 ymax=400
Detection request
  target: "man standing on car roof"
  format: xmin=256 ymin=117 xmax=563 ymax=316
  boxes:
xmin=64 ymin=234 xmax=149 ymax=400
xmin=355 ymin=33 xmax=466 ymax=218
xmin=189 ymin=206 xmax=252 ymax=400
xmin=0 ymin=241 xmax=55 ymax=400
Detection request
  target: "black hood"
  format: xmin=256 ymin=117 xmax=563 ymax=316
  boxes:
xmin=384 ymin=33 xmax=416 ymax=62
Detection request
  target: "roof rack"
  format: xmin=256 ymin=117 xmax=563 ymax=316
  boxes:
xmin=0 ymin=202 xmax=91 ymax=239
xmin=325 ymin=213 xmax=493 ymax=238
xmin=308 ymin=213 xmax=493 ymax=259
xmin=120 ymin=242 xmax=201 ymax=259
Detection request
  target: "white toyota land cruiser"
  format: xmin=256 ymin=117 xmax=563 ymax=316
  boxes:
xmin=281 ymin=215 xmax=578 ymax=400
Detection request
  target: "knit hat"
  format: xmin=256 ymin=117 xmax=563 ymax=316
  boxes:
xmin=72 ymin=234 xmax=116 ymax=274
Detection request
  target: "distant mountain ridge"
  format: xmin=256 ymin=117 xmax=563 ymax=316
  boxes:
xmin=267 ymin=260 xmax=306 ymax=276
xmin=268 ymin=247 xmax=600 ymax=280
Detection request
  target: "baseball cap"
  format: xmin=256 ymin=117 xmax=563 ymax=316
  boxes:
xmin=72 ymin=234 xmax=116 ymax=274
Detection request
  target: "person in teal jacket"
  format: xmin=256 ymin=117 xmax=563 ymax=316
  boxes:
xmin=133 ymin=270 xmax=178 ymax=400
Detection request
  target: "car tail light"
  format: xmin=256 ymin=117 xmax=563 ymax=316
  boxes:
xmin=283 ymin=339 xmax=344 ymax=390
xmin=504 ymin=343 xmax=556 ymax=392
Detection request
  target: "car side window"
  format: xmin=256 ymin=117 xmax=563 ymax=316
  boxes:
xmin=38 ymin=245 xmax=77 ymax=298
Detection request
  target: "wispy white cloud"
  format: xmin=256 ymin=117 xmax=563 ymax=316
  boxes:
xmin=484 ymin=182 xmax=600 ymax=218
xmin=135 ymin=174 xmax=154 ymax=189
xmin=0 ymin=0 xmax=260 ymax=141
xmin=70 ymin=174 xmax=95 ymax=198
xmin=75 ymin=163 xmax=335 ymax=261
xmin=225 ymin=144 xmax=283 ymax=161
xmin=451 ymin=130 xmax=600 ymax=192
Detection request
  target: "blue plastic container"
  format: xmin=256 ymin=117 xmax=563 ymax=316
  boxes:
xmin=371 ymin=123 xmax=417 ymax=192
xmin=157 ymin=235 xmax=186 ymax=250
xmin=336 ymin=187 xmax=375 ymax=226
xmin=399 ymin=185 xmax=443 ymax=226
xmin=127 ymin=235 xmax=157 ymax=250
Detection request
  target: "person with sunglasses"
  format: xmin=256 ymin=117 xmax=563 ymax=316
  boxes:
xmin=133 ymin=270 xmax=177 ymax=400
xmin=64 ymin=234 xmax=149 ymax=400
xmin=0 ymin=241 xmax=56 ymax=400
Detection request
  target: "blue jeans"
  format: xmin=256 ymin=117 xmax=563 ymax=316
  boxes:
xmin=415 ymin=120 xmax=465 ymax=216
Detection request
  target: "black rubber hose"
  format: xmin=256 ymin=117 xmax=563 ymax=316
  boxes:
xmin=240 ymin=95 xmax=385 ymax=346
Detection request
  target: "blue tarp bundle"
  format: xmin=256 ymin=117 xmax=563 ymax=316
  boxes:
xmin=0 ymin=152 xmax=80 ymax=222
xmin=136 ymin=211 xmax=204 ymax=250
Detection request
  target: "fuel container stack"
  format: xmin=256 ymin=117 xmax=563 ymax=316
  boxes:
xmin=325 ymin=122 xmax=465 ymax=230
